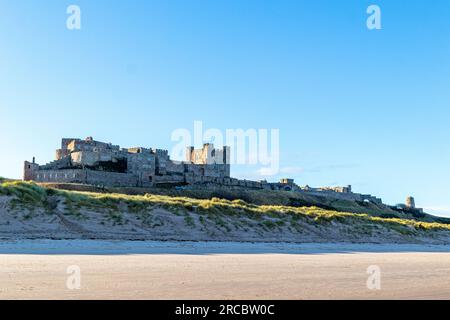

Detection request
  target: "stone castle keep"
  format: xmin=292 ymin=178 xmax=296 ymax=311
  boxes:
xmin=24 ymin=137 xmax=230 ymax=188
xmin=24 ymin=137 xmax=384 ymax=204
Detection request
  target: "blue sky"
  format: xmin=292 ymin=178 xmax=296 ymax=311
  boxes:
xmin=0 ymin=0 xmax=449 ymax=216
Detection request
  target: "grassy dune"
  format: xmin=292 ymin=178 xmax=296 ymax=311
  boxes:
xmin=1 ymin=180 xmax=449 ymax=236
xmin=41 ymin=182 xmax=394 ymax=216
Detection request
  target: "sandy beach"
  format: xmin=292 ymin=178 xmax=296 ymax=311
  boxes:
xmin=1 ymin=240 xmax=450 ymax=300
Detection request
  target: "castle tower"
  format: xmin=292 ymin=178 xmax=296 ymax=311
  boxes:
xmin=23 ymin=160 xmax=39 ymax=181
xmin=405 ymin=196 xmax=416 ymax=209
xmin=203 ymin=143 xmax=215 ymax=165
xmin=186 ymin=144 xmax=229 ymax=165
xmin=185 ymin=146 xmax=194 ymax=162
xmin=222 ymin=146 xmax=230 ymax=165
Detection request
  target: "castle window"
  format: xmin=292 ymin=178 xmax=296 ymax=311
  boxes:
xmin=28 ymin=165 xmax=30 ymax=169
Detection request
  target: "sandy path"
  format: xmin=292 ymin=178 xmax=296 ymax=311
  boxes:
xmin=1 ymin=241 xmax=450 ymax=299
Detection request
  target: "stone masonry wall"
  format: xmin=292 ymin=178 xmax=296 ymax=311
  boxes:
xmin=85 ymin=170 xmax=138 ymax=187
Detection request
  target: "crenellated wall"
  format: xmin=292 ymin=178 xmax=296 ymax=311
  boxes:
xmin=23 ymin=137 xmax=383 ymax=205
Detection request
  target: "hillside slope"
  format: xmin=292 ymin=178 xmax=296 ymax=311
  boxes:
xmin=40 ymin=182 xmax=450 ymax=223
xmin=1 ymin=180 xmax=450 ymax=244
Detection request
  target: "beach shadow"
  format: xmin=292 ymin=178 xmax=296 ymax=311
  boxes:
xmin=0 ymin=240 xmax=450 ymax=255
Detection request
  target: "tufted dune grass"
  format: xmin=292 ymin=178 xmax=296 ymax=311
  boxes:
xmin=1 ymin=180 xmax=450 ymax=234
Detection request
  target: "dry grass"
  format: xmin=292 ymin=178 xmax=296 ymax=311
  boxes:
xmin=1 ymin=180 xmax=449 ymax=234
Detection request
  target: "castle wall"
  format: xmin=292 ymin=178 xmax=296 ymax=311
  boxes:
xmin=154 ymin=149 xmax=169 ymax=175
xmin=24 ymin=137 xmax=384 ymax=205
xmin=34 ymin=169 xmax=86 ymax=184
xmin=128 ymin=153 xmax=155 ymax=172
xmin=23 ymin=161 xmax=39 ymax=181
xmin=300 ymin=189 xmax=382 ymax=204
xmin=67 ymin=139 xmax=120 ymax=153
xmin=85 ymin=170 xmax=138 ymax=187
xmin=31 ymin=168 xmax=140 ymax=187
xmin=165 ymin=161 xmax=185 ymax=175
xmin=204 ymin=164 xmax=229 ymax=178
xmin=55 ymin=149 xmax=70 ymax=161
xmin=187 ymin=144 xmax=230 ymax=166
xmin=154 ymin=174 xmax=185 ymax=185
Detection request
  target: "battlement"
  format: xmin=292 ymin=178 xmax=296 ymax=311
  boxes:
xmin=186 ymin=144 xmax=230 ymax=165
xmin=24 ymin=136 xmax=388 ymax=207
xmin=25 ymin=137 xmax=231 ymax=188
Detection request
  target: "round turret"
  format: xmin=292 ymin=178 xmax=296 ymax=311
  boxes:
xmin=405 ymin=196 xmax=416 ymax=209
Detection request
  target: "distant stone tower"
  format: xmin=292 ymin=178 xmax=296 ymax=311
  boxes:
xmin=405 ymin=196 xmax=416 ymax=209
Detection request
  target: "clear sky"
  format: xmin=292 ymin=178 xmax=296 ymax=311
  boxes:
xmin=0 ymin=0 xmax=449 ymax=216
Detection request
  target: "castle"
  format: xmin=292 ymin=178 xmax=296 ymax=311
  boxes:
xmin=24 ymin=137 xmax=230 ymax=188
xmin=24 ymin=137 xmax=383 ymax=204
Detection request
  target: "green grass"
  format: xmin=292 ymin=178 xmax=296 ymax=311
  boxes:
xmin=183 ymin=214 xmax=196 ymax=228
xmin=1 ymin=180 xmax=450 ymax=234
xmin=0 ymin=180 xmax=54 ymax=211
xmin=43 ymin=182 xmax=401 ymax=216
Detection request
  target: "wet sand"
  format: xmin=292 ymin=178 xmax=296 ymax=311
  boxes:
xmin=1 ymin=241 xmax=450 ymax=299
